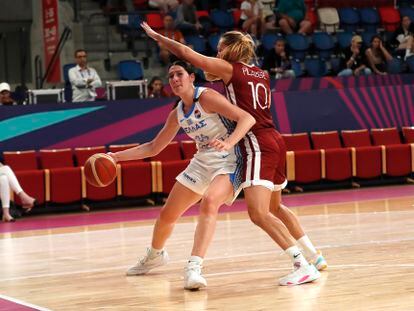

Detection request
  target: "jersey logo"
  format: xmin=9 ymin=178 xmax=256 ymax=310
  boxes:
xmin=194 ymin=109 xmax=201 ymax=119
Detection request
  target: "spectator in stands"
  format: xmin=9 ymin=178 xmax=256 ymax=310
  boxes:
xmin=100 ymin=0 xmax=134 ymax=12
xmin=262 ymin=39 xmax=295 ymax=79
xmin=338 ymin=35 xmax=372 ymax=77
xmin=0 ymin=163 xmax=35 ymax=222
xmin=392 ymin=15 xmax=414 ymax=60
xmin=276 ymin=0 xmax=312 ymax=35
xmin=148 ymin=0 xmax=179 ymax=13
xmin=239 ymin=0 xmax=264 ymax=37
xmin=159 ymin=15 xmax=186 ymax=65
xmin=68 ymin=49 xmax=102 ymax=102
xmin=365 ymin=35 xmax=393 ymax=75
xmin=175 ymin=0 xmax=204 ymax=36
xmin=0 ymin=82 xmax=16 ymax=106
xmin=148 ymin=76 xmax=170 ymax=98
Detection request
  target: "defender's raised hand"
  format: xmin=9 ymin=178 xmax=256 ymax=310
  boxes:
xmin=141 ymin=22 xmax=160 ymax=41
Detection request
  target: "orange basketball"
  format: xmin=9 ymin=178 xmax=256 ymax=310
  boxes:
xmin=84 ymin=153 xmax=117 ymax=187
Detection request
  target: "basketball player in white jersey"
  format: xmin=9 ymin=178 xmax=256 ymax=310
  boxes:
xmin=109 ymin=61 xmax=255 ymax=290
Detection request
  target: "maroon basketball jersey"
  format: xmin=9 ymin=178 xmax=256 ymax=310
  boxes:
xmin=224 ymin=62 xmax=275 ymax=131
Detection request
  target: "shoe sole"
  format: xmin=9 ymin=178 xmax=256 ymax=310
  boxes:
xmin=126 ymin=271 xmax=148 ymax=276
xmin=184 ymin=281 xmax=207 ymax=290
xmin=279 ymin=271 xmax=321 ymax=286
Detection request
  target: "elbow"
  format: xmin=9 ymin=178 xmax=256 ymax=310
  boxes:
xmin=148 ymin=141 xmax=162 ymax=158
xmin=247 ymin=114 xmax=256 ymax=128
xmin=147 ymin=142 xmax=157 ymax=157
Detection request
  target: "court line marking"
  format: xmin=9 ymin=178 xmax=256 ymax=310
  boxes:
xmin=3 ymin=208 xmax=414 ymax=241
xmin=0 ymin=294 xmax=51 ymax=311
xmin=204 ymin=263 xmax=414 ymax=277
xmin=1 ymin=236 xmax=413 ymax=282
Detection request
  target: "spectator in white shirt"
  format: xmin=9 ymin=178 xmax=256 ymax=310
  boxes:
xmin=68 ymin=49 xmax=102 ymax=102
xmin=239 ymin=0 xmax=264 ymax=37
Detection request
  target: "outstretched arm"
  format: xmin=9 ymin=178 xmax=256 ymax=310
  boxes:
xmin=199 ymin=89 xmax=256 ymax=151
xmin=141 ymin=22 xmax=233 ymax=84
xmin=111 ymin=109 xmax=180 ymax=162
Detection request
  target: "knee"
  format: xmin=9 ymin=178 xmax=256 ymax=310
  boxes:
xmin=248 ymin=209 xmax=268 ymax=227
xmin=270 ymin=202 xmax=281 ymax=215
xmin=279 ymin=18 xmax=289 ymax=27
xmin=0 ymin=175 xmax=8 ymax=186
xmin=200 ymin=195 xmax=220 ymax=217
xmin=301 ymin=20 xmax=311 ymax=28
xmin=0 ymin=165 xmax=9 ymax=173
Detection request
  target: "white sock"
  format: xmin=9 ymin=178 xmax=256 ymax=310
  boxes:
xmin=149 ymin=247 xmax=163 ymax=258
xmin=0 ymin=175 xmax=10 ymax=208
xmin=297 ymin=235 xmax=318 ymax=258
xmin=0 ymin=165 xmax=23 ymax=194
xmin=285 ymin=246 xmax=308 ymax=269
xmin=188 ymin=255 xmax=203 ymax=265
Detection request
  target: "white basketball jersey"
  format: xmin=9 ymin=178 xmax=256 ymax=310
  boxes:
xmin=176 ymin=87 xmax=236 ymax=162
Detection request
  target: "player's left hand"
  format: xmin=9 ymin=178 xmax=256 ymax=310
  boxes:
xmin=209 ymin=139 xmax=232 ymax=152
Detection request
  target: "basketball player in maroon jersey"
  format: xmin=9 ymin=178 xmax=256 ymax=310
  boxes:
xmin=141 ymin=22 xmax=326 ymax=285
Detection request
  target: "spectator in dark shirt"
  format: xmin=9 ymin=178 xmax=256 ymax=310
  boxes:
xmin=262 ymin=39 xmax=295 ymax=79
xmin=338 ymin=35 xmax=372 ymax=77
xmin=392 ymin=15 xmax=414 ymax=60
xmin=175 ymin=0 xmax=204 ymax=35
xmin=148 ymin=0 xmax=179 ymax=13
xmin=365 ymin=35 xmax=393 ymax=75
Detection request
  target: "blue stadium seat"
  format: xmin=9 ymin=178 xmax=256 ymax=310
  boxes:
xmin=406 ymin=55 xmax=414 ymax=73
xmin=291 ymin=59 xmax=304 ymax=77
xmin=286 ymin=34 xmax=310 ymax=61
xmin=312 ymin=32 xmax=335 ymax=60
xmin=336 ymin=31 xmax=354 ymax=50
xmin=261 ymin=33 xmax=284 ymax=51
xmin=63 ymin=63 xmax=76 ymax=83
xmin=399 ymin=7 xmax=414 ymax=21
xmin=63 ymin=63 xmax=76 ymax=102
xmin=387 ymin=58 xmax=403 ymax=74
xmin=185 ymin=35 xmax=207 ymax=53
xmin=359 ymin=8 xmax=380 ymax=32
xmin=208 ymin=33 xmax=221 ymax=54
xmin=330 ymin=57 xmax=342 ymax=75
xmin=210 ymin=10 xmax=234 ymax=31
xmin=338 ymin=8 xmax=360 ymax=32
xmin=361 ymin=32 xmax=377 ymax=47
xmin=118 ymin=60 xmax=144 ymax=80
xmin=305 ymin=58 xmax=328 ymax=77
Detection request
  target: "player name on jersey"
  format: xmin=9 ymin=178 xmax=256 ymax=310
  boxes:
xmin=241 ymin=66 xmax=267 ymax=80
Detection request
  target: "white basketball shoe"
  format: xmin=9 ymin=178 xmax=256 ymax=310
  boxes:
xmin=126 ymin=248 xmax=169 ymax=276
xmin=184 ymin=261 xmax=207 ymax=290
xmin=279 ymin=263 xmax=320 ymax=286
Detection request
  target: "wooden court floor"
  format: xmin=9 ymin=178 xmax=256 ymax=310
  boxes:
xmin=0 ymin=192 xmax=414 ymax=310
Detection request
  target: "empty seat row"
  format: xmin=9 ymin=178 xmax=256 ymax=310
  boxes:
xmin=4 ymin=127 xmax=414 ymax=208
xmin=2 ymin=141 xmax=198 ymax=206
xmin=283 ymin=127 xmax=414 ymax=185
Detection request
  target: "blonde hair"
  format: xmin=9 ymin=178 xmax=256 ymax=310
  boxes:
xmin=205 ymin=31 xmax=256 ymax=81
